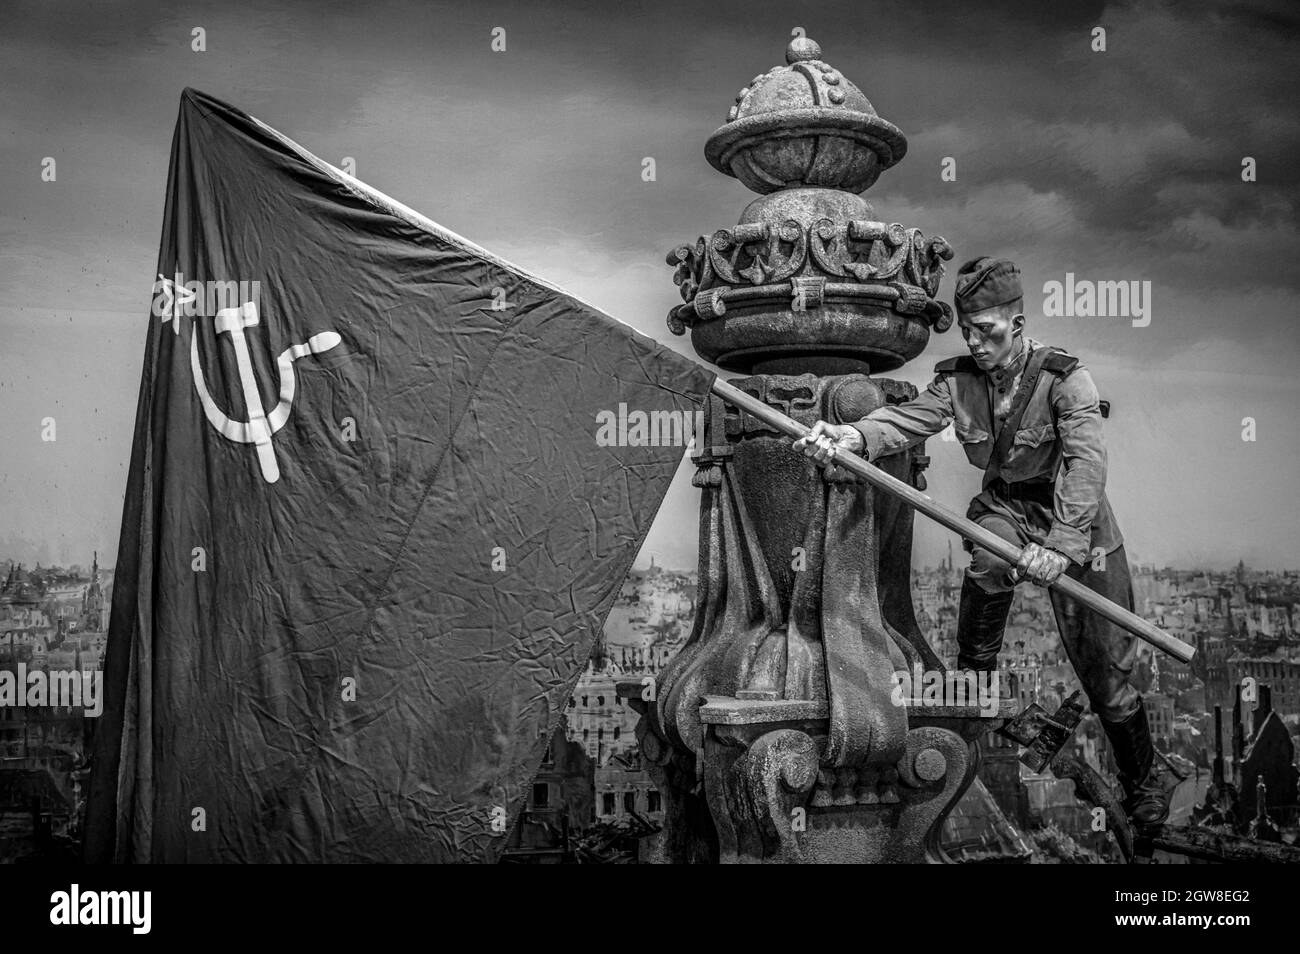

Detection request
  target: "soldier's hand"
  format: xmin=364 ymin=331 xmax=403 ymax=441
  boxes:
xmin=1011 ymin=543 xmax=1071 ymax=587
xmin=793 ymin=421 xmax=864 ymax=465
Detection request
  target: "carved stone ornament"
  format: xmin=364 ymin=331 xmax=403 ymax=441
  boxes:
xmin=629 ymin=35 xmax=1013 ymax=864
xmin=666 ymin=36 xmax=954 ymax=376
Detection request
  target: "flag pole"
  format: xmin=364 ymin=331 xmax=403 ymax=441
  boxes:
xmin=709 ymin=378 xmax=1195 ymax=665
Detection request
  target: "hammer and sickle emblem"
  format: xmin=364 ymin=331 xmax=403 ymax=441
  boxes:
xmin=189 ymin=300 xmax=341 ymax=483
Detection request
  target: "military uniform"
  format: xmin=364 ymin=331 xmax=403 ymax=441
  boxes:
xmin=845 ymin=256 xmax=1169 ymax=824
xmin=850 ymin=334 xmax=1139 ymax=722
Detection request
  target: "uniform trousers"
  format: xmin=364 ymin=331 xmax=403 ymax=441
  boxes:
xmin=962 ymin=509 xmax=1142 ymax=723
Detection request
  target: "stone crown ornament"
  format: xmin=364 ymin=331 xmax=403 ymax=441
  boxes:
xmin=706 ymin=34 xmax=907 ymax=195
xmin=667 ymin=35 xmax=952 ymax=376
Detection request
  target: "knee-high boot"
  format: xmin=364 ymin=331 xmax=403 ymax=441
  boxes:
xmin=956 ymin=576 xmax=1015 ymax=672
xmin=1101 ymin=698 xmax=1173 ymax=826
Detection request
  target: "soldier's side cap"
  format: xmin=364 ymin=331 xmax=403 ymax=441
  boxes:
xmin=954 ymin=256 xmax=1022 ymax=317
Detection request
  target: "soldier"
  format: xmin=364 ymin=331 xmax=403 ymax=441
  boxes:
xmin=793 ymin=256 xmax=1173 ymax=826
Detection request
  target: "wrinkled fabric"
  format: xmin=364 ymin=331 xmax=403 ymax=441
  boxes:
xmin=849 ymin=337 xmax=1121 ymax=565
xmin=84 ymin=88 xmax=715 ymax=863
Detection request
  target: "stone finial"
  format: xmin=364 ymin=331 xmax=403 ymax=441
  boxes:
xmin=708 ymin=35 xmax=906 ymax=195
xmin=665 ymin=34 xmax=952 ymax=375
xmin=785 ymin=35 xmax=822 ymax=63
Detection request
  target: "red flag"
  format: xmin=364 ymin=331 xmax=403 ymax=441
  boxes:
xmin=85 ymin=89 xmax=713 ymax=862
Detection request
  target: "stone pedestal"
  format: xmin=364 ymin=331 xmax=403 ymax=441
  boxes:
xmin=632 ymin=34 xmax=1011 ymax=863
xmin=699 ymin=698 xmax=1003 ymax=863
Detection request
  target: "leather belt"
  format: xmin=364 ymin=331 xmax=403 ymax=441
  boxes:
xmin=989 ymin=477 xmax=1055 ymax=505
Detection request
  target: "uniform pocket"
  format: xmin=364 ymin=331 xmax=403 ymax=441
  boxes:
xmin=1013 ymin=423 xmax=1055 ymax=447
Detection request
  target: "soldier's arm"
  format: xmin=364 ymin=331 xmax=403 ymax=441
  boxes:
xmin=1044 ymin=366 xmax=1108 ymax=566
xmin=848 ymin=374 xmax=955 ymax=461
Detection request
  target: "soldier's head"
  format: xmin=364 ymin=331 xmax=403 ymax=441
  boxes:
xmin=953 ymin=257 xmax=1025 ymax=372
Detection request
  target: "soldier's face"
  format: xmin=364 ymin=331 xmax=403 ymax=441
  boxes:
xmin=958 ymin=306 xmax=1024 ymax=371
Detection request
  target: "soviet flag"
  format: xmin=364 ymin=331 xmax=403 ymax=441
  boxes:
xmin=84 ymin=88 xmax=714 ymax=863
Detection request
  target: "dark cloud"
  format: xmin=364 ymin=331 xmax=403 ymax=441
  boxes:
xmin=867 ymin=1 xmax=1300 ymax=293
xmin=0 ymin=0 xmax=1297 ymax=568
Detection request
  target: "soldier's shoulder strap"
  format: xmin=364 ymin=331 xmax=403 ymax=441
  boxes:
xmin=934 ymin=355 xmax=979 ymax=374
xmin=1039 ymin=347 xmax=1080 ymax=375
xmin=1038 ymin=347 xmax=1110 ymax=415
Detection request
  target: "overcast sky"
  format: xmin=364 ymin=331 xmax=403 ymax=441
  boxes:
xmin=1 ymin=0 xmax=1297 ymax=572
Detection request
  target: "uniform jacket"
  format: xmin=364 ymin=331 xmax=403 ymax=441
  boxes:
xmin=849 ymin=337 xmax=1123 ymax=566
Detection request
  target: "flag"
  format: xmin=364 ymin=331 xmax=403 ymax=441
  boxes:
xmin=84 ymin=88 xmax=714 ymax=863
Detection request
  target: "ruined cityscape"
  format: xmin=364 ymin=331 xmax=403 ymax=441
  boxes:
xmin=3 ymin=548 xmax=1297 ymax=864
xmin=0 ymin=555 xmax=107 ymax=861
xmin=511 ymin=552 xmax=1299 ymax=862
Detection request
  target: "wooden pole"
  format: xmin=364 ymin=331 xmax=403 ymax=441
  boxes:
xmin=710 ymin=378 xmax=1195 ymax=664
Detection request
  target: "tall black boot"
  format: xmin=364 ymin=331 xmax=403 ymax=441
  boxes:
xmin=1101 ymin=699 xmax=1172 ymax=827
xmin=955 ymin=576 xmax=1015 ymax=672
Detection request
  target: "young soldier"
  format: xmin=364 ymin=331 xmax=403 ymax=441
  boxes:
xmin=794 ymin=256 xmax=1172 ymax=826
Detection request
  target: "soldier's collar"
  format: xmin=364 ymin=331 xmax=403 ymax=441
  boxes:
xmin=988 ymin=337 xmax=1033 ymax=382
